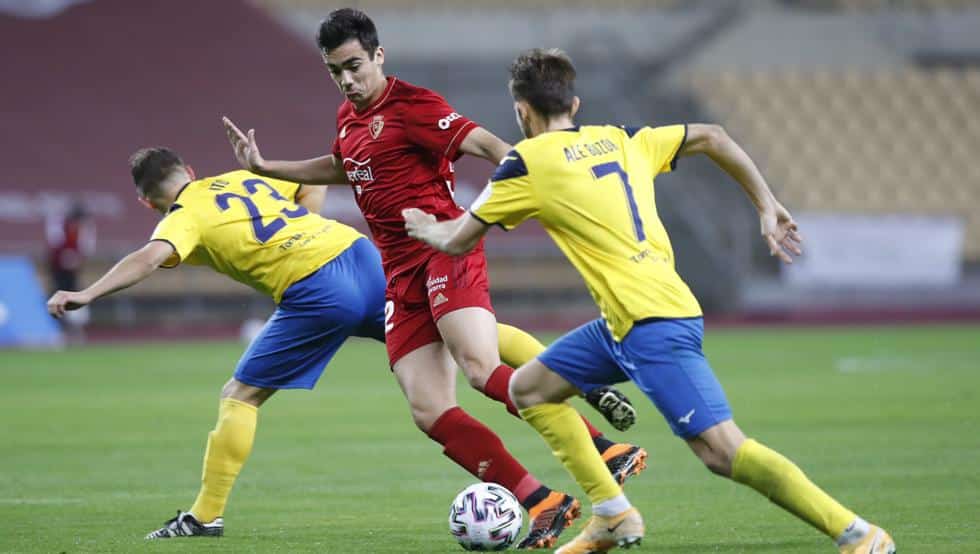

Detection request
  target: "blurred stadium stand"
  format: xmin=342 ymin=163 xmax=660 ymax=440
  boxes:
xmin=2 ymin=0 xmax=979 ymax=342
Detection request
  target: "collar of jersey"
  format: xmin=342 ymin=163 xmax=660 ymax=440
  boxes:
xmin=168 ymin=181 xmax=192 ymax=212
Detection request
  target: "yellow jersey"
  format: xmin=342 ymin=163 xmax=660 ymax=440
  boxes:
xmin=471 ymin=124 xmax=701 ymax=340
xmin=150 ymin=170 xmax=364 ymax=303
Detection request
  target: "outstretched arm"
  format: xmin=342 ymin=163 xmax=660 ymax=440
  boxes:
xmin=459 ymin=127 xmax=512 ymax=165
xmin=223 ymin=117 xmax=348 ymax=185
xmin=679 ymin=124 xmax=803 ymax=263
xmin=46 ymin=241 xmax=174 ymax=318
xmin=402 ymin=209 xmax=489 ymax=256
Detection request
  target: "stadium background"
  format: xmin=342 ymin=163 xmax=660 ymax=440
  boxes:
xmin=1 ymin=1 xmax=979 ymax=553
xmin=3 ymin=0 xmax=979 ymax=341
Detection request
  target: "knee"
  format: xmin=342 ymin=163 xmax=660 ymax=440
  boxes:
xmin=457 ymin=353 xmax=496 ymax=390
xmin=407 ymin=398 xmax=454 ymax=434
xmin=696 ymin=442 xmax=739 ymax=477
xmin=508 ymin=372 xmax=542 ymax=410
xmin=220 ymin=379 xmax=272 ymax=407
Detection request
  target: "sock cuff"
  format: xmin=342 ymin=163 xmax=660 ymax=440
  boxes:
xmin=731 ymin=438 xmax=760 ymax=480
xmin=221 ymin=397 xmax=259 ymax=413
xmin=517 ymin=401 xmax=558 ymax=422
xmin=485 ymin=364 xmax=514 ymax=392
xmin=427 ymin=406 xmax=466 ymax=443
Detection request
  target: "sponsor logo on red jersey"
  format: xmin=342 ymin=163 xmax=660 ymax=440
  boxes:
xmin=438 ymin=112 xmax=462 ymax=130
xmin=344 ymin=157 xmax=375 ymax=184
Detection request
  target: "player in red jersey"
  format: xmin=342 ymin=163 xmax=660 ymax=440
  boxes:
xmin=222 ymin=8 xmax=646 ymax=549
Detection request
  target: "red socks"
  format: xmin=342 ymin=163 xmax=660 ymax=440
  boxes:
xmin=483 ymin=364 xmax=521 ymax=416
xmin=483 ymin=364 xmax=605 ymax=440
xmin=427 ymin=407 xmax=542 ymax=504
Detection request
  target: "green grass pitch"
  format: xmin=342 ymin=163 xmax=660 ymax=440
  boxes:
xmin=1 ymin=325 xmax=978 ymax=553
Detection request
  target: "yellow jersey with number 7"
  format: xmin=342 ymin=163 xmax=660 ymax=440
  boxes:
xmin=150 ymin=170 xmax=363 ymax=303
xmin=470 ymin=124 xmax=701 ymax=341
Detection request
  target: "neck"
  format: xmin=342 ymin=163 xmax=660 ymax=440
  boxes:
xmin=531 ymin=114 xmax=575 ymax=137
xmin=157 ymin=177 xmax=189 ymax=212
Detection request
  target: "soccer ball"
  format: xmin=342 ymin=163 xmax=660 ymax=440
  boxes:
xmin=448 ymin=482 xmax=523 ymax=551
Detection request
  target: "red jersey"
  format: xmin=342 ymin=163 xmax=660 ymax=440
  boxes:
xmin=332 ymin=77 xmax=479 ymax=285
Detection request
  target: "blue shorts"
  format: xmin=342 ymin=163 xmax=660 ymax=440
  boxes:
xmin=538 ymin=317 xmax=732 ymax=439
xmin=233 ymin=238 xmax=386 ymax=390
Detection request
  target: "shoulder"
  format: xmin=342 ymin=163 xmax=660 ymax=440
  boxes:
xmin=393 ymin=78 xmax=443 ymax=102
xmin=335 ymin=99 xmax=354 ymax=121
xmin=491 ymin=146 xmax=531 ymax=182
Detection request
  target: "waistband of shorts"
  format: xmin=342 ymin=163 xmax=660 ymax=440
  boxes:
xmin=633 ymin=315 xmax=703 ymax=327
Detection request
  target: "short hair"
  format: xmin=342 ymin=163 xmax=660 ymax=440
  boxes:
xmin=129 ymin=147 xmax=184 ymax=197
xmin=509 ymin=48 xmax=577 ymax=117
xmin=316 ymin=8 xmax=379 ymax=57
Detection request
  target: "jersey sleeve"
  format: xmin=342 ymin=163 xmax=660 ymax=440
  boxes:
xmin=469 ymin=150 xmax=538 ymax=230
xmin=626 ymin=124 xmax=687 ymax=175
xmin=405 ymin=89 xmax=477 ymax=161
xmin=149 ymin=206 xmax=200 ymax=268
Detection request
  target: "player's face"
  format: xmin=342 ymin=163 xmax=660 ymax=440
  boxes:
xmin=323 ymin=39 xmax=385 ymax=108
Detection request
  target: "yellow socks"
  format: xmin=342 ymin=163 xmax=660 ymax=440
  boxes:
xmin=519 ymin=402 xmax=621 ymax=505
xmin=731 ymin=438 xmax=856 ymax=539
xmin=496 ymin=324 xmax=546 ymax=368
xmin=189 ymin=398 xmax=258 ymax=522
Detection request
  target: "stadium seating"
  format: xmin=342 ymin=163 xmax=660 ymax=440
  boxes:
xmin=687 ymin=66 xmax=980 ymax=259
xmin=786 ymin=0 xmax=980 ymax=10
xmin=254 ymin=0 xmax=683 ymax=10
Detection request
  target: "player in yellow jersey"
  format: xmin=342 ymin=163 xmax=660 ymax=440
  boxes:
xmin=45 ymin=145 xmax=640 ymax=542
xmin=47 ymin=147 xmax=382 ymax=539
xmin=404 ymin=49 xmax=896 ymax=554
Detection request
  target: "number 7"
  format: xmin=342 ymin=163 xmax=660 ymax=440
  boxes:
xmin=590 ymin=161 xmax=646 ymax=242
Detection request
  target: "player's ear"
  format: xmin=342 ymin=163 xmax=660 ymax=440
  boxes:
xmin=570 ymin=96 xmax=581 ymax=118
xmin=136 ymin=195 xmax=155 ymax=211
xmin=374 ymin=46 xmax=384 ymax=66
xmin=185 ymin=165 xmax=196 ymax=181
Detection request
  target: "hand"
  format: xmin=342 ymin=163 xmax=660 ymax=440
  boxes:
xmin=47 ymin=290 xmax=91 ymax=318
xmin=402 ymin=208 xmax=437 ymax=240
xmin=760 ymin=203 xmax=803 ymax=264
xmin=222 ymin=116 xmax=265 ymax=172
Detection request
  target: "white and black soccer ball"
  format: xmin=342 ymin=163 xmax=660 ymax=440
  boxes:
xmin=448 ymin=482 xmax=523 ymax=551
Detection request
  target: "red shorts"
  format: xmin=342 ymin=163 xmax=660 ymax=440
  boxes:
xmin=384 ymin=247 xmax=494 ymax=366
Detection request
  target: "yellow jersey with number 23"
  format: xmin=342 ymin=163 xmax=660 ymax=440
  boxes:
xmin=150 ymin=170 xmax=363 ymax=303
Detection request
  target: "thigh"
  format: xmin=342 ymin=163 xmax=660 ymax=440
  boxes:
xmin=235 ymin=256 xmax=369 ymax=390
xmin=233 ymin=304 xmax=353 ymax=390
xmin=622 ymin=318 xmax=733 ymax=439
xmin=537 ymin=319 xmax=626 ymax=394
xmin=426 ymin=247 xmax=494 ymax=322
xmin=346 ymin=239 xmax=388 ymax=342
xmin=392 ymin=341 xmax=458 ymax=430
xmin=437 ymin=306 xmax=501 ymax=375
xmin=385 ymin=298 xmax=442 ymax=366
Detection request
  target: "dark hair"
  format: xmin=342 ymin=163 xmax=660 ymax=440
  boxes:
xmin=129 ymin=147 xmax=184 ymax=196
xmin=509 ymin=48 xmax=577 ymax=117
xmin=316 ymin=8 xmax=379 ymax=57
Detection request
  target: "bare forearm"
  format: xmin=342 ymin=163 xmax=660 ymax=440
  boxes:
xmin=257 ymin=156 xmax=345 ymax=185
xmin=418 ymin=219 xmax=468 ymax=254
xmin=460 ymin=127 xmax=512 ymax=165
xmin=705 ymin=134 xmax=776 ymax=213
xmin=83 ymin=251 xmax=160 ymax=301
xmin=405 ymin=211 xmax=488 ymax=256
